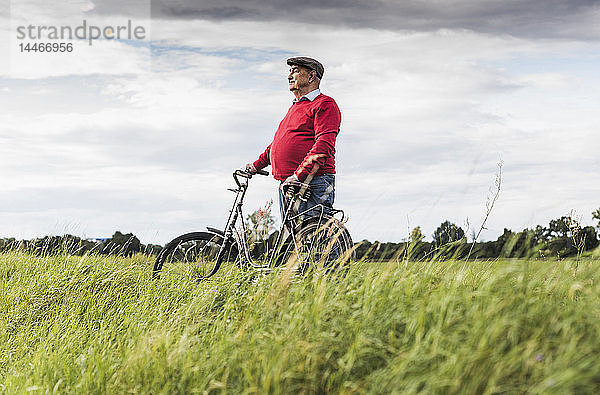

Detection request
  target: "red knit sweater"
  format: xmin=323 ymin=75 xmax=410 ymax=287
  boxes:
xmin=253 ymin=93 xmax=341 ymax=181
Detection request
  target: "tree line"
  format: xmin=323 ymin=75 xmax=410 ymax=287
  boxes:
xmin=355 ymin=209 xmax=600 ymax=261
xmin=1 ymin=208 xmax=598 ymax=260
xmin=0 ymin=231 xmax=162 ymax=257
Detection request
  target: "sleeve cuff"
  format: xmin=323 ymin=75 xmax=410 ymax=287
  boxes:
xmin=253 ymin=159 xmax=265 ymax=170
xmin=294 ymin=169 xmax=307 ymax=182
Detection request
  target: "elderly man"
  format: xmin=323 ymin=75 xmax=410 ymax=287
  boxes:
xmin=246 ymin=56 xmax=341 ymax=220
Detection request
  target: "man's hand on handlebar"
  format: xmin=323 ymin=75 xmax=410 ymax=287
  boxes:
xmin=241 ymin=164 xmax=269 ymax=176
xmin=245 ymin=163 xmax=257 ymax=174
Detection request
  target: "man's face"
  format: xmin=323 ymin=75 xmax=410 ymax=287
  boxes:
xmin=288 ymin=65 xmax=314 ymax=92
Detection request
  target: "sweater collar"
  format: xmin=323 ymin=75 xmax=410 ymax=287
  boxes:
xmin=293 ymin=88 xmax=321 ymax=103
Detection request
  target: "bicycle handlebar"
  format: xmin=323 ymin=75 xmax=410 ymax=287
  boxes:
xmin=233 ymin=169 xmax=269 ymax=188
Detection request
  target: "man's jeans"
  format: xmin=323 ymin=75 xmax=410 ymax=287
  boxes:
xmin=279 ymin=174 xmax=335 ymax=221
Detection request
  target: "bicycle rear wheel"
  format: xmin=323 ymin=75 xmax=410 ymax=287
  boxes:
xmin=287 ymin=216 xmax=354 ymax=274
xmin=153 ymin=232 xmax=238 ymax=280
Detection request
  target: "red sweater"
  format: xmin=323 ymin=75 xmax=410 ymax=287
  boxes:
xmin=253 ymin=93 xmax=341 ymax=181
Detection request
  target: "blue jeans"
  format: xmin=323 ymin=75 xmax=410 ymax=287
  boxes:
xmin=279 ymin=174 xmax=335 ymax=221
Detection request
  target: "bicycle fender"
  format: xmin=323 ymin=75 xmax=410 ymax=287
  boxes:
xmin=206 ymin=227 xmax=239 ymax=251
xmin=206 ymin=227 xmax=224 ymax=236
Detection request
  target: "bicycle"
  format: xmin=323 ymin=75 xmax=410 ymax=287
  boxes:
xmin=153 ymin=166 xmax=354 ymax=280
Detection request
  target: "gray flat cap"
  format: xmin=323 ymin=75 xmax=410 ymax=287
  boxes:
xmin=287 ymin=57 xmax=324 ymax=79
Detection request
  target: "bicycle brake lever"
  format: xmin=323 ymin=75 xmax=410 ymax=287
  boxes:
xmin=285 ymin=189 xmax=294 ymax=201
xmin=298 ymin=191 xmax=310 ymax=202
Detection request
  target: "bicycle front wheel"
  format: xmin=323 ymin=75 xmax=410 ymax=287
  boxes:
xmin=153 ymin=232 xmax=238 ymax=280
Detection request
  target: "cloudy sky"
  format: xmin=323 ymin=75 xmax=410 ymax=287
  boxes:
xmin=1 ymin=0 xmax=599 ymax=244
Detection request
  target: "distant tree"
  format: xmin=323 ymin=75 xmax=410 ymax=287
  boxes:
xmin=471 ymin=240 xmax=498 ymax=259
xmin=409 ymin=227 xmax=425 ymax=243
xmin=581 ymin=226 xmax=599 ymax=250
xmin=493 ymin=228 xmax=513 ymax=255
xmin=101 ymin=231 xmax=141 ymax=256
xmin=546 ymin=216 xmax=570 ymax=239
xmin=432 ymin=221 xmax=465 ymax=247
xmin=545 ymin=237 xmax=575 ymax=258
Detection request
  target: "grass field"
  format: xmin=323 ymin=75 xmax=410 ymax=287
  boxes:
xmin=1 ymin=251 xmax=600 ymax=393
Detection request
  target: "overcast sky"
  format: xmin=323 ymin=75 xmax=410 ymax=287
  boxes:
xmin=1 ymin=0 xmax=599 ymax=244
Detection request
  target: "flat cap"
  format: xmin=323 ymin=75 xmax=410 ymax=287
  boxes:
xmin=287 ymin=56 xmax=324 ymax=79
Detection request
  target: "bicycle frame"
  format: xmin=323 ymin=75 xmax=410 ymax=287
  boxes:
xmin=215 ymin=170 xmax=336 ymax=270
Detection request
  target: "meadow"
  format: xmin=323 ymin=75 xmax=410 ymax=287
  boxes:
xmin=1 ymin=250 xmax=600 ymax=393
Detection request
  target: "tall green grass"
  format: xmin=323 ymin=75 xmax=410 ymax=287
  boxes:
xmin=1 ymin=252 xmax=599 ymax=393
